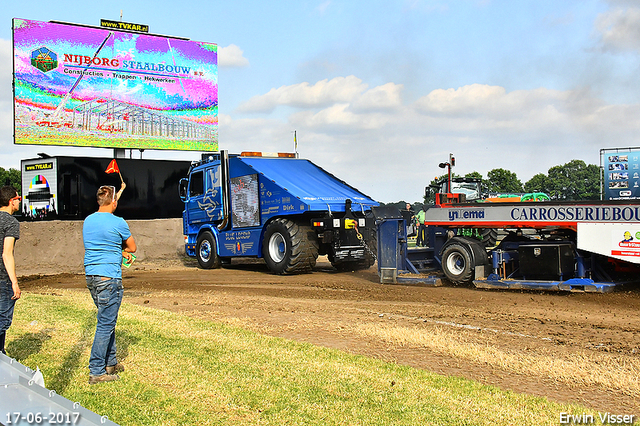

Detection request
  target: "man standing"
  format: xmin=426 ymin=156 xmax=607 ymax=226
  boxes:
xmin=402 ymin=203 xmax=415 ymax=237
xmin=83 ymin=184 xmax=136 ymax=384
xmin=415 ymin=205 xmax=427 ymax=247
xmin=0 ymin=186 xmax=21 ymax=356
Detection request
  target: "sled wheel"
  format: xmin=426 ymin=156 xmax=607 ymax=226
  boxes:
xmin=441 ymin=243 xmax=473 ymax=284
xmin=196 ymin=231 xmax=221 ymax=269
xmin=263 ymin=218 xmax=318 ymax=274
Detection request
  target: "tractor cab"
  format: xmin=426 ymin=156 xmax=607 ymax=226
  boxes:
xmin=427 ymin=177 xmax=483 ymax=205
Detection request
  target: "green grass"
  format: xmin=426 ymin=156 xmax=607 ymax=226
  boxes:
xmin=7 ymin=290 xmax=600 ymax=426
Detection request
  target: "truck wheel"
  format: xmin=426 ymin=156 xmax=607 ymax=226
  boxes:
xmin=441 ymin=243 xmax=473 ymax=284
xmin=196 ymin=231 xmax=221 ymax=269
xmin=263 ymin=218 xmax=318 ymax=274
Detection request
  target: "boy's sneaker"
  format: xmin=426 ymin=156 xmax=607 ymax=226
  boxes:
xmin=106 ymin=363 xmax=125 ymax=374
xmin=88 ymin=374 xmax=119 ymax=385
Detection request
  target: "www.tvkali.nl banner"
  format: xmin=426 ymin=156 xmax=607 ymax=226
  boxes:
xmin=13 ymin=18 xmax=218 ymax=151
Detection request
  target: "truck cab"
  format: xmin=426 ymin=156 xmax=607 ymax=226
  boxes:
xmin=179 ymin=151 xmax=379 ymax=274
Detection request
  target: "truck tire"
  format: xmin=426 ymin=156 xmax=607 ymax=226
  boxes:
xmin=441 ymin=243 xmax=473 ymax=284
xmin=263 ymin=218 xmax=318 ymax=274
xmin=196 ymin=231 xmax=221 ymax=269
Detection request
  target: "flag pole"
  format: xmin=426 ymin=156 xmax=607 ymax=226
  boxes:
xmin=115 ymin=170 xmax=125 ymax=201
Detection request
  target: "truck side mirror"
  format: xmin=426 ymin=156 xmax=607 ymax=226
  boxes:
xmin=179 ymin=178 xmax=188 ymax=201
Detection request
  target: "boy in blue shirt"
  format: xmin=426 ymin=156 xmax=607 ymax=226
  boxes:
xmin=83 ymin=183 xmax=136 ymax=385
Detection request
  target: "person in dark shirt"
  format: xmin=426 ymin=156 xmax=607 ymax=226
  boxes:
xmin=0 ymin=186 xmax=21 ymax=355
xmin=402 ymin=203 xmax=416 ymax=237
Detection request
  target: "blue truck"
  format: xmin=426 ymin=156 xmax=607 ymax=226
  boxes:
xmin=179 ymin=151 xmax=379 ymax=274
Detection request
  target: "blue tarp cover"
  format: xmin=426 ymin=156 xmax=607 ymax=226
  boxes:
xmin=239 ymin=157 xmax=378 ymax=211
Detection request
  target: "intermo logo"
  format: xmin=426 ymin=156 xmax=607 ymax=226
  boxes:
xmin=31 ymin=47 xmax=58 ymax=73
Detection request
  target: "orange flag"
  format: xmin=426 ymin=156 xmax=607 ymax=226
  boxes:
xmin=105 ymin=159 xmax=120 ymax=174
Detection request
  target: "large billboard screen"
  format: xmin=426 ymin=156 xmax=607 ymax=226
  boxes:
xmin=603 ymin=149 xmax=640 ymax=200
xmin=13 ymin=18 xmax=218 ymax=151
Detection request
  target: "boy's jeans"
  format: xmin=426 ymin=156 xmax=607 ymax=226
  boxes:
xmin=86 ymin=276 xmax=123 ymax=376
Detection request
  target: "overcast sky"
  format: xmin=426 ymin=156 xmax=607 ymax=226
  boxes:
xmin=2 ymin=0 xmax=640 ymax=202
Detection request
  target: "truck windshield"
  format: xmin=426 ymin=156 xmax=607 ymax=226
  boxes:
xmin=449 ymin=182 xmax=481 ymax=201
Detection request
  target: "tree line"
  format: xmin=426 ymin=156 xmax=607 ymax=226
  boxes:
xmin=1 ymin=159 xmax=603 ymax=207
xmin=0 ymin=167 xmax=21 ymax=194
xmin=386 ymin=159 xmax=601 ymax=209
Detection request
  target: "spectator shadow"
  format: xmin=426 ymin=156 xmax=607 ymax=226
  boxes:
xmin=112 ymin=328 xmax=139 ymax=362
xmin=47 ymin=313 xmax=140 ymax=393
xmin=47 ymin=312 xmax=95 ymax=393
xmin=7 ymin=328 xmax=54 ymax=362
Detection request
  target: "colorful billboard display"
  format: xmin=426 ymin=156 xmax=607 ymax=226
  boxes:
xmin=603 ymin=149 xmax=640 ymax=200
xmin=13 ymin=18 xmax=218 ymax=151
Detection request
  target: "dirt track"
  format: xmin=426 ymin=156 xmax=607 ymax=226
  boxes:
xmin=20 ymin=257 xmax=640 ymax=416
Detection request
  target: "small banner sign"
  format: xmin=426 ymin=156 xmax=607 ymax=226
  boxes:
xmin=100 ymin=19 xmax=149 ymax=33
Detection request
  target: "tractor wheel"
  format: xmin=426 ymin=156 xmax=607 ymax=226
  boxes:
xmin=263 ymin=218 xmax=318 ymax=274
xmin=196 ymin=231 xmax=221 ymax=269
xmin=480 ymin=228 xmax=499 ymax=248
xmin=441 ymin=243 xmax=474 ymax=284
